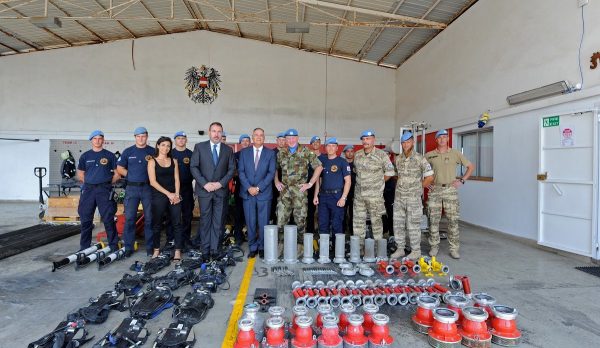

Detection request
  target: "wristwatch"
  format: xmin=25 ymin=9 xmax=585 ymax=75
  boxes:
xmin=459 ymin=178 xmax=465 ymax=184
xmin=256 ymin=187 xmax=260 ymax=192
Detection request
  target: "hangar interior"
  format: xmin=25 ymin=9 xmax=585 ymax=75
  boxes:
xmin=1 ymin=0 xmax=600 ymax=347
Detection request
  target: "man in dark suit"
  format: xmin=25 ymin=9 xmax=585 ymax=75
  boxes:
xmin=190 ymin=122 xmax=235 ymax=259
xmin=238 ymin=128 xmax=276 ymax=258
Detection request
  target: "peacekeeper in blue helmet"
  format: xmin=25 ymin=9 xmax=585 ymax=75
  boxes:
xmin=313 ymin=137 xmax=351 ymax=252
xmin=117 ymin=127 xmax=155 ymax=257
xmin=77 ymin=130 xmax=120 ymax=251
xmin=166 ymin=131 xmax=195 ymax=249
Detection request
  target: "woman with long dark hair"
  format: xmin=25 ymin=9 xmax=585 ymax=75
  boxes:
xmin=148 ymin=136 xmax=183 ymax=260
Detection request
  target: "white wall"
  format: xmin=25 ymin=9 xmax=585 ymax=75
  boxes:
xmin=395 ymin=0 xmax=600 ymax=242
xmin=0 ymin=30 xmax=396 ymax=200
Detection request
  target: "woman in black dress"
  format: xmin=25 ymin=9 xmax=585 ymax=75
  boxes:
xmin=148 ymin=136 xmax=183 ymax=260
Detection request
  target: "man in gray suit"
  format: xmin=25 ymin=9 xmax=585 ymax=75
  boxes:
xmin=190 ymin=122 xmax=235 ymax=260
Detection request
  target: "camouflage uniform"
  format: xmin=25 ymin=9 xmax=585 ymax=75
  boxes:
xmin=393 ymin=151 xmax=433 ymax=254
xmin=425 ymin=149 xmax=471 ymax=253
xmin=353 ymin=147 xmax=395 ymax=241
xmin=276 ymin=146 xmax=322 ymax=236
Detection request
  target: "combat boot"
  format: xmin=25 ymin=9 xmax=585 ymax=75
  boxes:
xmin=450 ymin=250 xmax=460 ymax=259
xmin=390 ymin=249 xmax=405 ymax=259
xmin=429 ymin=246 xmax=438 ymax=257
xmin=406 ymin=250 xmax=421 ymax=260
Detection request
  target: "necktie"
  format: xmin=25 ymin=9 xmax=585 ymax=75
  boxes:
xmin=212 ymin=144 xmax=218 ymax=166
xmin=254 ymin=149 xmax=260 ymax=170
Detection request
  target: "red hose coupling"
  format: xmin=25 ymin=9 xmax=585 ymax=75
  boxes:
xmin=340 ymin=288 xmax=349 ymax=296
xmin=376 ymin=260 xmax=388 ymax=273
xmin=264 ymin=317 xmax=288 ymax=348
xmin=343 ymin=314 xmax=368 ymax=348
xmin=427 ymin=308 xmax=462 ymax=347
xmin=433 ymin=283 xmax=449 ymax=294
xmin=317 ymin=314 xmax=342 ymax=348
xmin=459 ymin=307 xmax=491 ymax=348
xmin=490 ymin=305 xmax=521 ymax=346
xmin=307 ymin=288 xmax=315 ymax=297
xmin=293 ymin=288 xmax=305 ymax=298
xmin=234 ymin=318 xmax=259 ymax=348
xmin=472 ymin=293 xmax=497 ymax=326
xmin=411 ymin=295 xmax=439 ymax=334
xmin=452 ymin=275 xmax=472 ymax=295
xmin=362 ymin=303 xmax=379 ymax=335
xmin=368 ymin=314 xmax=394 ymax=347
xmin=320 ymin=289 xmax=327 ymax=297
xmin=445 ymin=293 xmax=471 ymax=326
xmin=291 ymin=316 xmax=317 ymax=348
xmin=316 ymin=304 xmax=333 ymax=331
xmin=338 ymin=303 xmax=355 ymax=334
xmin=290 ymin=305 xmax=308 ymax=337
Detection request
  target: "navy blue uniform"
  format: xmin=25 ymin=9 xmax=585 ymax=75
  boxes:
xmin=168 ymin=148 xmax=194 ymax=246
xmin=118 ymin=145 xmax=155 ymax=254
xmin=317 ymin=155 xmax=350 ymax=237
xmin=77 ymin=149 xmax=118 ymax=250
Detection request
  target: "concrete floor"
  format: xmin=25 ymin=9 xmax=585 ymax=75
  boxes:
xmin=1 ymin=201 xmax=599 ymax=348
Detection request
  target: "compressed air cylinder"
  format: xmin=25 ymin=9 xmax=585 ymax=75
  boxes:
xmin=363 ymin=238 xmax=376 ymax=263
xmin=284 ymin=225 xmax=298 ymax=264
xmin=376 ymin=239 xmax=387 ymax=260
xmin=302 ymin=233 xmax=315 ymax=264
xmin=333 ymin=234 xmax=346 ymax=263
xmin=264 ymin=225 xmax=279 ymax=264
xmin=318 ymin=234 xmax=331 ymax=264
xmin=349 ymin=236 xmax=361 ymax=263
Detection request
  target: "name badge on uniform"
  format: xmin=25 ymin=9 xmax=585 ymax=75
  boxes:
xmin=330 ymin=165 xmax=338 ymax=173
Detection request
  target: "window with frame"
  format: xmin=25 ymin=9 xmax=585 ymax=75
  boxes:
xmin=458 ymin=128 xmax=493 ymax=181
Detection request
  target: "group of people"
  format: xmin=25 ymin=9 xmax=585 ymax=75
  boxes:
xmin=76 ymin=122 xmax=473 ymax=263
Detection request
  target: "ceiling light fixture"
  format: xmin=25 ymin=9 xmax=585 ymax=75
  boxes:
xmin=506 ymin=81 xmax=579 ymax=105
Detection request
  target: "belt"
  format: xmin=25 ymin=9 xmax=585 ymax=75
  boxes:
xmin=438 ymin=184 xmax=452 ymax=188
xmin=86 ymin=182 xmax=111 ymax=187
xmin=127 ymin=181 xmax=148 ymax=186
xmin=322 ymin=189 xmax=343 ymax=194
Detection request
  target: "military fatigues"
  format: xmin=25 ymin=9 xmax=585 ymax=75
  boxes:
xmin=425 ymin=149 xmax=471 ymax=253
xmin=353 ymin=148 xmax=395 ymax=241
xmin=77 ymin=149 xmax=118 ymax=251
xmin=276 ymin=146 xmax=322 ymax=236
xmin=393 ymin=151 xmax=433 ymax=254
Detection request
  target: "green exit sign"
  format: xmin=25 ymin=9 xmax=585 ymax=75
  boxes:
xmin=543 ymin=116 xmax=560 ymax=127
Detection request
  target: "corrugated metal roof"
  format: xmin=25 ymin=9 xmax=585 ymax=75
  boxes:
xmin=0 ymin=0 xmax=477 ymax=68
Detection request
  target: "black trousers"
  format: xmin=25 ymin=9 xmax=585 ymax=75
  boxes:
xmin=151 ymin=193 xmax=183 ymax=250
xmin=166 ymin=184 xmax=194 ymax=245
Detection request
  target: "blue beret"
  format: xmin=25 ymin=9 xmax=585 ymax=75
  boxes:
xmin=285 ymin=128 xmax=299 ymax=137
xmin=325 ymin=138 xmax=338 ymax=145
xmin=239 ymin=134 xmax=251 ymax=143
xmin=89 ymin=130 xmax=104 ymax=140
xmin=343 ymin=145 xmax=354 ymax=152
xmin=360 ymin=129 xmax=375 ymax=139
xmin=310 ymin=136 xmax=321 ymax=144
xmin=174 ymin=131 xmax=187 ymax=138
xmin=401 ymin=131 xmax=413 ymax=142
xmin=435 ymin=129 xmax=448 ymax=138
xmin=134 ymin=127 xmax=147 ymax=136
xmin=277 ymin=132 xmax=286 ymax=138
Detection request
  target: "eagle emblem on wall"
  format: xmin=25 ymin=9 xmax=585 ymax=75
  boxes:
xmin=185 ymin=65 xmax=222 ymax=104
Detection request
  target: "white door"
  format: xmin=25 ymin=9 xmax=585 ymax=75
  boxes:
xmin=538 ymin=111 xmax=598 ymax=258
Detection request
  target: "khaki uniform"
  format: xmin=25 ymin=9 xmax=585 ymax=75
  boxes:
xmin=425 ymin=149 xmax=471 ymax=252
xmin=393 ymin=151 xmax=433 ymax=254
xmin=353 ymin=147 xmax=395 ymax=241
xmin=276 ymin=147 xmax=322 ymax=235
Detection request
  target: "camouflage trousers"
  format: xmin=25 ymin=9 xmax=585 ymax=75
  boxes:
xmin=277 ymin=185 xmax=308 ymax=236
xmin=427 ymin=186 xmax=460 ymax=252
xmin=353 ymin=195 xmax=385 ymax=241
xmin=393 ymin=196 xmax=423 ymax=253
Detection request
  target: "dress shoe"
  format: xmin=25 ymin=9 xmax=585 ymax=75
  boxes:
xmin=124 ymin=249 xmax=134 ymax=258
xmin=258 ymin=250 xmax=264 ymax=258
xmin=248 ymin=251 xmax=257 ymax=259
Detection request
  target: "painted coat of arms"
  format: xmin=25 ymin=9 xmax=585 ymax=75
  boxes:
xmin=185 ymin=65 xmax=221 ymax=104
